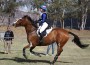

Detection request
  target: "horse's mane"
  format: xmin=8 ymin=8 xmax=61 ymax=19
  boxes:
xmin=22 ymin=15 xmax=38 ymax=28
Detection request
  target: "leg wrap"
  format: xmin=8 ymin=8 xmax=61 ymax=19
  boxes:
xmin=52 ymin=55 xmax=58 ymax=64
xmin=23 ymin=48 xmax=25 ymax=54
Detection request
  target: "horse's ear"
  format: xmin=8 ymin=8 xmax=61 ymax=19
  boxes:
xmin=25 ymin=17 xmax=31 ymax=24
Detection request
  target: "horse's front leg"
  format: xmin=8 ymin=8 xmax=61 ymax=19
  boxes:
xmin=23 ymin=44 xmax=30 ymax=59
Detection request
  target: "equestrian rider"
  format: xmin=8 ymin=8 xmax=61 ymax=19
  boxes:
xmin=38 ymin=5 xmax=48 ymax=43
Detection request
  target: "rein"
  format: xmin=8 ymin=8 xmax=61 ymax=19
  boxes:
xmin=29 ymin=30 xmax=36 ymax=35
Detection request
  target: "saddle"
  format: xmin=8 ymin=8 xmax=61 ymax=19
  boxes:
xmin=38 ymin=27 xmax=52 ymax=41
xmin=38 ymin=27 xmax=52 ymax=44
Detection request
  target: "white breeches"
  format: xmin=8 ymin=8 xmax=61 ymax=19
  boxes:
xmin=38 ymin=22 xmax=48 ymax=33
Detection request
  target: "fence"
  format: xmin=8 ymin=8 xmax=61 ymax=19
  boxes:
xmin=0 ymin=32 xmax=5 ymax=41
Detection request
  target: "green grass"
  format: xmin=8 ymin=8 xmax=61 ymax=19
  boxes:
xmin=0 ymin=27 xmax=90 ymax=65
xmin=0 ymin=38 xmax=90 ymax=65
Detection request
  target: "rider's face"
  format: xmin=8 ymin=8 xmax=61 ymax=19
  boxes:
xmin=39 ymin=8 xmax=43 ymax=12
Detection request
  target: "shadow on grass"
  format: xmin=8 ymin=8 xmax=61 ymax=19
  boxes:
xmin=14 ymin=57 xmax=50 ymax=63
xmin=0 ymin=57 xmax=50 ymax=64
xmin=0 ymin=51 xmax=5 ymax=54
xmin=57 ymin=61 xmax=73 ymax=63
xmin=0 ymin=57 xmax=73 ymax=64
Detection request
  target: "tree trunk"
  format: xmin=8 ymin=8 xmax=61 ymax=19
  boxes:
xmin=79 ymin=0 xmax=89 ymax=30
xmin=70 ymin=18 xmax=73 ymax=30
xmin=61 ymin=9 xmax=65 ymax=29
xmin=83 ymin=7 xmax=87 ymax=29
xmin=60 ymin=19 xmax=62 ymax=28
xmin=8 ymin=15 xmax=11 ymax=26
xmin=80 ymin=6 xmax=88 ymax=30
xmin=62 ymin=20 xmax=64 ymax=29
xmin=53 ymin=20 xmax=57 ymax=28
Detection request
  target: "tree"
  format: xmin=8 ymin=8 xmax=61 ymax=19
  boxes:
xmin=33 ymin=0 xmax=45 ymax=8
xmin=78 ymin=0 xmax=90 ymax=30
xmin=47 ymin=0 xmax=78 ymax=29
xmin=0 ymin=0 xmax=20 ymax=26
xmin=47 ymin=0 xmax=90 ymax=29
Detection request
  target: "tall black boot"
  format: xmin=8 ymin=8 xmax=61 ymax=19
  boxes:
xmin=39 ymin=33 xmax=43 ymax=44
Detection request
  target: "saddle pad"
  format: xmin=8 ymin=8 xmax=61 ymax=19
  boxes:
xmin=37 ymin=27 xmax=53 ymax=37
xmin=45 ymin=27 xmax=53 ymax=37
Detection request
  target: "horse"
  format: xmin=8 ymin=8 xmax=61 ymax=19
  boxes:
xmin=13 ymin=15 xmax=89 ymax=65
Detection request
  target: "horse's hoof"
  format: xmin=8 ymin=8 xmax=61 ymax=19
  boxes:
xmin=38 ymin=54 xmax=41 ymax=57
xmin=34 ymin=53 xmax=41 ymax=57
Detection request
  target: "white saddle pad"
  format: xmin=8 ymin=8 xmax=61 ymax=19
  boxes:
xmin=45 ymin=27 xmax=53 ymax=37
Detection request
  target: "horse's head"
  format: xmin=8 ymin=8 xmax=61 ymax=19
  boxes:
xmin=13 ymin=19 xmax=25 ymax=27
xmin=13 ymin=15 xmax=30 ymax=27
xmin=13 ymin=15 xmax=37 ymax=28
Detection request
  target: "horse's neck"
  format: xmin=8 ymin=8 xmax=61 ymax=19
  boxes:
xmin=25 ymin=24 xmax=36 ymax=34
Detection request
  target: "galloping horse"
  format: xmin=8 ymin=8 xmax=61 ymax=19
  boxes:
xmin=13 ymin=15 xmax=89 ymax=65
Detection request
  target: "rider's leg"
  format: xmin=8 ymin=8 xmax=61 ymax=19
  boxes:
xmin=39 ymin=22 xmax=48 ymax=43
xmin=38 ymin=22 xmax=48 ymax=43
xmin=39 ymin=22 xmax=48 ymax=33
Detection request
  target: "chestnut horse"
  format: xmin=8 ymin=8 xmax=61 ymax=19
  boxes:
xmin=13 ymin=15 xmax=89 ymax=65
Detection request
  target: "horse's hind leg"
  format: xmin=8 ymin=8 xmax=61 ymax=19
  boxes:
xmin=51 ymin=44 xmax=63 ymax=65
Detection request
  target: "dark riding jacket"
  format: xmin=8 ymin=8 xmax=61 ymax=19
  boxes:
xmin=4 ymin=30 xmax=14 ymax=41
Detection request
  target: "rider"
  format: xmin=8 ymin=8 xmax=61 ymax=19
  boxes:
xmin=38 ymin=5 xmax=48 ymax=43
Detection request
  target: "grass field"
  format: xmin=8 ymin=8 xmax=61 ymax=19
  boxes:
xmin=0 ymin=26 xmax=90 ymax=65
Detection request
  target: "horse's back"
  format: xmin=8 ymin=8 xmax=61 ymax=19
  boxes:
xmin=51 ymin=28 xmax=69 ymax=44
xmin=46 ymin=27 xmax=69 ymax=39
xmin=51 ymin=28 xmax=69 ymax=39
xmin=52 ymin=28 xmax=69 ymax=34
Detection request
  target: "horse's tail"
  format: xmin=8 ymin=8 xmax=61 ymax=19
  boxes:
xmin=69 ymin=32 xmax=89 ymax=49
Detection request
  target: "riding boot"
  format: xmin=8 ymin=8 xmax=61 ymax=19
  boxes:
xmin=39 ymin=33 xmax=43 ymax=44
